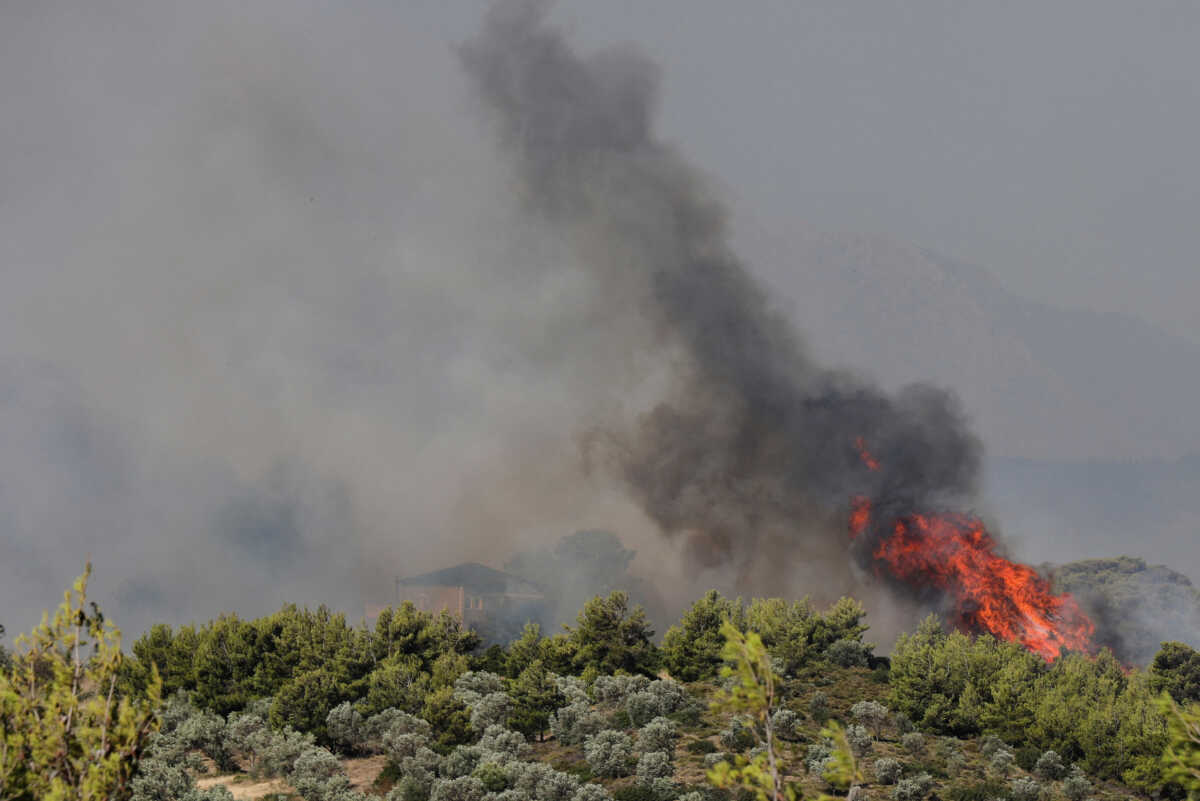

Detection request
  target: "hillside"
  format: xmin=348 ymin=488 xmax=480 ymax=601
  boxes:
xmin=1043 ymin=556 xmax=1200 ymax=666
xmin=6 ymin=567 xmax=1197 ymax=801
xmin=743 ymin=227 xmax=1200 ymax=464
xmin=175 ymin=665 xmax=1139 ymax=801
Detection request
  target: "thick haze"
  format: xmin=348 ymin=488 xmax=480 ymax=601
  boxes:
xmin=2 ymin=0 xmax=1198 ymax=640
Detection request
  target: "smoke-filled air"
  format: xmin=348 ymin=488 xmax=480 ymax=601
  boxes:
xmin=3 ymin=0 xmax=1199 ymax=665
xmin=459 ymin=1 xmax=1096 ymax=660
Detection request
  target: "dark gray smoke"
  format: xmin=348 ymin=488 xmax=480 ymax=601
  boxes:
xmin=460 ymin=0 xmax=982 ymax=591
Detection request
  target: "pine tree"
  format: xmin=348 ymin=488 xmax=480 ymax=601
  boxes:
xmin=0 ymin=564 xmax=161 ymax=801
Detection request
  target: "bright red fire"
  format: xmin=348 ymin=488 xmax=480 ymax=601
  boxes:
xmin=854 ymin=437 xmax=881 ymax=471
xmin=850 ymin=440 xmax=1094 ymax=662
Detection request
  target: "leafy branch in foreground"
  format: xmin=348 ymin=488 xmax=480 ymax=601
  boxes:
xmin=0 ymin=564 xmax=161 ymax=801
xmin=1161 ymin=694 xmax=1200 ymax=799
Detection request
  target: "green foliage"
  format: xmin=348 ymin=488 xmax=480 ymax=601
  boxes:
xmin=874 ymin=757 xmax=903 ymax=785
xmin=270 ymin=667 xmax=352 ymax=744
xmin=662 ymin=593 xmax=872 ymax=683
xmin=662 ymin=591 xmax=744 ymax=682
xmin=0 ymin=625 xmax=9 ymax=676
xmin=708 ymin=622 xmax=811 ymax=801
xmin=1152 ymin=642 xmax=1200 ymax=705
xmin=421 ymin=686 xmax=472 ymax=751
xmin=509 ymin=659 xmax=563 ymax=740
xmin=0 ymin=564 xmax=161 ymax=801
xmin=505 ymin=624 xmax=572 ymax=678
xmin=1160 ymin=695 xmax=1200 ymax=799
xmin=888 ymin=613 xmax=1168 ymax=791
xmin=567 ymin=592 xmax=658 ymax=677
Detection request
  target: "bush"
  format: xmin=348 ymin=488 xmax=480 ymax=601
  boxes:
xmin=805 ymin=742 xmax=833 ymax=775
xmin=572 ymin=785 xmax=612 ymax=801
xmin=874 ymin=758 xmax=903 ymax=785
xmin=430 ymin=776 xmax=487 ymax=801
xmin=827 ymin=638 xmax=871 ymax=667
xmin=556 ymin=676 xmax=590 ymax=705
xmin=891 ymin=773 xmax=934 ymax=801
xmin=638 ymin=717 xmax=678 ymax=755
xmin=327 ymin=701 xmax=366 ymax=753
xmin=770 ymin=708 xmax=801 ymax=741
xmin=473 ymin=760 xmax=511 ymax=793
xmin=989 ymin=748 xmax=1015 ymax=778
xmin=443 ymin=745 xmax=486 ymax=779
xmin=507 ymin=761 xmax=579 ymax=801
xmin=626 ymin=692 xmax=660 ymax=728
xmin=646 ymin=680 xmax=689 ymax=714
xmin=479 ymin=724 xmax=530 ymax=760
xmin=258 ymin=726 xmax=315 ymax=778
xmin=636 ymin=751 xmax=674 ymax=786
xmin=979 ymin=735 xmax=1006 ymax=760
xmin=454 ymin=671 xmax=507 ymax=706
xmin=1009 ymin=777 xmax=1043 ymax=801
xmin=129 ymin=754 xmax=236 ymax=801
xmin=1033 ymin=750 xmax=1066 ymax=781
xmin=851 ymin=700 xmax=890 ymax=738
xmin=846 ymin=724 xmax=873 ymax=757
xmin=686 ymin=738 xmax=717 ymax=755
xmin=718 ymin=717 xmax=756 ymax=752
xmin=1061 ymin=766 xmax=1092 ymax=801
xmin=371 ymin=708 xmax=434 ymax=754
xmin=178 ymin=710 xmax=237 ymax=771
xmin=650 ymin=777 xmax=677 ymax=799
xmin=809 ymin=691 xmax=830 ymax=723
xmin=585 ymin=730 xmax=634 ymax=778
xmin=593 ymin=675 xmax=650 ymax=705
xmin=550 ymin=702 xmax=606 ymax=746
xmin=573 ymin=785 xmax=612 ymax=801
xmin=900 ymin=732 xmax=925 ymax=755
xmin=470 ymin=691 xmax=513 ymax=732
xmin=384 ymin=732 xmax=432 ymax=763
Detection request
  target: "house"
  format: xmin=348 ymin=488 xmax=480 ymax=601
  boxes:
xmin=373 ymin=562 xmax=545 ymax=640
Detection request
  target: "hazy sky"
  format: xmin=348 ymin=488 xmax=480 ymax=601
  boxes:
xmin=2 ymin=0 xmax=1197 ymax=640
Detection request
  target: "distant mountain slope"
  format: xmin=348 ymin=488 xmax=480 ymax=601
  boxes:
xmin=743 ymin=227 xmax=1200 ymax=462
xmin=985 ymin=453 xmax=1200 ymax=582
xmin=1044 ymin=556 xmax=1200 ymax=666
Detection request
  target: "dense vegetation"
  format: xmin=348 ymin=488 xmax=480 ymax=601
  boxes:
xmin=3 ymin=566 xmax=1200 ymax=801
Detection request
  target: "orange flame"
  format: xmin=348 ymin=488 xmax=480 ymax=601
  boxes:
xmin=849 ymin=496 xmax=872 ymax=540
xmin=873 ymin=512 xmax=1094 ymax=661
xmin=849 ymin=438 xmax=1094 ymax=662
xmin=854 ymin=437 xmax=881 ymax=471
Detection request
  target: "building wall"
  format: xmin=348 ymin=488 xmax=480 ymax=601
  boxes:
xmin=398 ymin=584 xmax=465 ymax=619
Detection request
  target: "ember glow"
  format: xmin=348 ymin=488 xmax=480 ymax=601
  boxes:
xmin=851 ymin=440 xmax=1095 ymax=662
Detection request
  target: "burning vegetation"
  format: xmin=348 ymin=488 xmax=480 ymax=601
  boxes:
xmin=849 ymin=439 xmax=1094 ymax=662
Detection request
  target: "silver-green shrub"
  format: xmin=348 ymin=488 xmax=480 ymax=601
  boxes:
xmin=638 ymin=716 xmax=678 ymax=755
xmin=874 ymin=757 xmax=903 ymax=785
xmin=584 ymin=730 xmax=633 ymax=778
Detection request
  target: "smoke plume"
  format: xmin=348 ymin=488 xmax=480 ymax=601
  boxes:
xmin=461 ymin=0 xmax=982 ymax=593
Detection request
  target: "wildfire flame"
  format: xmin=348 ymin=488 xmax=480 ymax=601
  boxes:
xmin=854 ymin=436 xmax=881 ymax=472
xmin=850 ymin=439 xmax=1094 ymax=662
